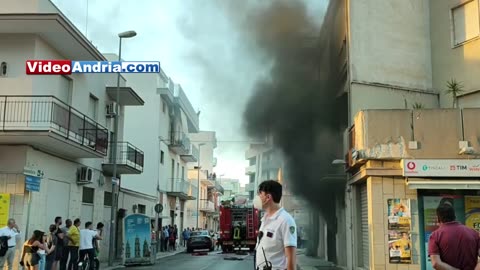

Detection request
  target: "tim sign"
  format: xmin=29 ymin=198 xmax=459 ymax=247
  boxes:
xmin=403 ymin=159 xmax=480 ymax=177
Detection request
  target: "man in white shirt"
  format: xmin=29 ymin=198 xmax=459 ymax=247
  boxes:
xmin=79 ymin=222 xmax=102 ymax=270
xmin=254 ymin=180 xmax=297 ymax=270
xmin=0 ymin=219 xmax=20 ymax=270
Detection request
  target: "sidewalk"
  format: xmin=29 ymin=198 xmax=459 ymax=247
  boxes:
xmin=100 ymin=247 xmax=186 ymax=270
xmin=296 ymin=249 xmax=340 ymax=270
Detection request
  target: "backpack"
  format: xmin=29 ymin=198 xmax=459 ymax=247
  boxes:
xmin=0 ymin=236 xmax=9 ymax=256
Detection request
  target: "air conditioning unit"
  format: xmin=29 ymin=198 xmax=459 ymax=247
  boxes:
xmin=77 ymin=167 xmax=93 ymax=184
xmin=106 ymin=102 xmax=117 ymax=118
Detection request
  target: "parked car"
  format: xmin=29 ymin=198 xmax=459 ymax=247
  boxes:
xmin=187 ymin=230 xmax=214 ymax=253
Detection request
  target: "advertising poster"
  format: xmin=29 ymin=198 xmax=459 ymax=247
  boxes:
xmin=0 ymin=194 xmax=10 ymax=228
xmin=465 ymin=196 xmax=480 ymax=232
xmin=387 ymin=199 xmax=412 ymax=264
xmin=123 ymin=214 xmax=153 ymax=265
xmin=388 ymin=230 xmax=412 ymax=264
xmin=387 ymin=199 xmax=411 ymax=230
xmin=422 ymin=196 xmax=465 ymax=270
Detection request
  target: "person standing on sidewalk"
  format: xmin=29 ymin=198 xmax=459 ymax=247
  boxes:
xmin=67 ymin=219 xmax=81 ymax=270
xmin=0 ymin=219 xmax=21 ymax=270
xmin=428 ymin=203 xmax=480 ymax=270
xmin=254 ymin=180 xmax=297 ymax=270
xmin=59 ymin=219 xmax=72 ymax=270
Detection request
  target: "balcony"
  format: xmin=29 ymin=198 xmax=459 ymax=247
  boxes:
xmin=102 ymin=142 xmax=144 ymax=176
xmin=0 ymin=95 xmax=108 ymax=158
xmin=167 ymin=179 xmax=196 ymax=200
xmin=201 ymin=174 xmax=215 ymax=187
xmin=169 ymin=131 xmax=190 ymax=155
xmin=199 ymin=199 xmax=215 ymax=212
xmin=262 ymin=157 xmax=281 ymax=171
xmin=245 ymin=183 xmax=255 ymax=192
xmin=180 ymin=143 xmax=199 ymax=162
xmin=245 ymin=164 xmax=256 ymax=175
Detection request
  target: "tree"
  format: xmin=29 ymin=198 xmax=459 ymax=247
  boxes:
xmin=445 ymin=79 xmax=464 ymax=108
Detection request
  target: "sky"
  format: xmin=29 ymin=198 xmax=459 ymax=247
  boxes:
xmin=50 ymin=0 xmax=328 ymax=185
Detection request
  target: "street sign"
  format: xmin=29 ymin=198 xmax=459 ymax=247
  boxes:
xmin=23 ymin=167 xmax=44 ymax=178
xmin=154 ymin=203 xmax=163 ymax=213
xmin=112 ymin=177 xmax=119 ymax=185
xmin=25 ymin=176 xmax=41 ymax=192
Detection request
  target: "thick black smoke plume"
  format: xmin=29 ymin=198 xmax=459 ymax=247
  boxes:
xmin=240 ymin=1 xmax=346 ymax=226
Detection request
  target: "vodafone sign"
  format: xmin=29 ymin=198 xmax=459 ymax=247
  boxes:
xmin=403 ymin=159 xmax=480 ymax=177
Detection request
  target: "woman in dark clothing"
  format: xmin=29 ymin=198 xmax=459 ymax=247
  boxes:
xmin=21 ymin=230 xmax=46 ymax=270
xmin=53 ymin=227 xmax=65 ymax=270
xmin=46 ymin=225 xmax=58 ymax=270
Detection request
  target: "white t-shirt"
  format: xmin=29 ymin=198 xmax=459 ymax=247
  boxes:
xmin=0 ymin=227 xmax=19 ymax=247
xmin=255 ymin=208 xmax=297 ymax=270
xmin=79 ymin=229 xmax=97 ymax=250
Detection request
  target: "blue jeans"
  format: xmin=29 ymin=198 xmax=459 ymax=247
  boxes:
xmin=39 ymin=253 xmax=46 ymax=270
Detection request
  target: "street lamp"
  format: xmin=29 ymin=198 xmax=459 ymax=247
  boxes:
xmin=108 ymin=30 xmax=136 ymax=267
xmin=196 ymin=143 xmax=205 ymax=229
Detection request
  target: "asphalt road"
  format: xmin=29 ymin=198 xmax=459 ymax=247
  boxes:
xmin=127 ymin=250 xmax=255 ymax=270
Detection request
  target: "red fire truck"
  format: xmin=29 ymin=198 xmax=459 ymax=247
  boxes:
xmin=219 ymin=201 xmax=260 ymax=252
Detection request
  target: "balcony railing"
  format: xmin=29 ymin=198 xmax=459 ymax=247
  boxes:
xmin=167 ymin=178 xmax=196 ymax=200
xmin=180 ymin=143 xmax=199 ymax=162
xmin=169 ymin=131 xmax=190 ymax=155
xmin=102 ymin=142 xmax=144 ymax=175
xmin=0 ymin=95 xmax=108 ymax=156
xmin=199 ymin=199 xmax=215 ymax=212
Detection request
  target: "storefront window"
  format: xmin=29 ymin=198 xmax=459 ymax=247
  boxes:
xmin=418 ymin=190 xmax=480 ymax=270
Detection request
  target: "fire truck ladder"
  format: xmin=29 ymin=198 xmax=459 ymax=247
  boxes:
xmin=247 ymin=207 xmax=254 ymax=239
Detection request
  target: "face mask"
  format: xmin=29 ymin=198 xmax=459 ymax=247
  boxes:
xmin=253 ymin=195 xmax=263 ymax=210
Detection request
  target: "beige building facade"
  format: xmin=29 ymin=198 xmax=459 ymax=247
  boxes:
xmin=318 ymin=0 xmax=480 ymax=269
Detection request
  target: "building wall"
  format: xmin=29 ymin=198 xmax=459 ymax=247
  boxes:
xmin=188 ymin=131 xmax=216 ymax=173
xmin=118 ymin=189 xmax=157 ymax=217
xmin=429 ymin=0 xmax=480 ymax=108
xmin=122 ymin=73 xmax=164 ymax=197
xmin=349 ymin=0 xmax=433 ymax=91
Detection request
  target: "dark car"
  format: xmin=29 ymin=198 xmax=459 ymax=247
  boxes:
xmin=187 ymin=230 xmax=214 ymax=253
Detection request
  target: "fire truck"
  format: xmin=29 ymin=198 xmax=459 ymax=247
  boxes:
xmin=219 ymin=199 xmax=260 ymax=252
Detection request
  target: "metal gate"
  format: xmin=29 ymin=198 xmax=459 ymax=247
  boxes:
xmin=360 ymin=183 xmax=369 ymax=268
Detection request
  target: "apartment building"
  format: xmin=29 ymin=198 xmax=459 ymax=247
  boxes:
xmin=318 ymin=0 xmax=480 ymax=269
xmin=0 ymin=0 xmax=145 ymax=263
xmin=244 ymin=143 xmax=308 ymax=228
xmin=186 ymin=131 xmax=222 ymax=230
xmin=120 ymin=69 xmax=200 ymax=243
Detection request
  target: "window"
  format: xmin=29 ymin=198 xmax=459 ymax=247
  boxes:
xmin=88 ymin=94 xmax=98 ymax=120
xmin=138 ymin=204 xmax=146 ymax=214
xmin=162 ymin=101 xmax=166 ymax=113
xmin=160 ymin=151 xmax=164 ymax=164
xmin=104 ymin=191 xmax=112 ymax=206
xmin=182 ymin=166 xmax=185 ymax=180
xmin=82 ymin=187 xmax=94 ymax=204
xmin=452 ymin=0 xmax=480 ymax=46
xmin=171 ymin=159 xmax=175 ymax=178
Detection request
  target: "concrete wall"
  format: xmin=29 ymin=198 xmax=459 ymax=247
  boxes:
xmin=349 ymin=0 xmax=432 ymax=91
xmin=353 ymin=109 xmax=480 ymax=159
xmin=118 ymin=189 xmax=157 ymax=217
xmin=430 ymin=0 xmax=480 ymax=108
xmin=122 ymin=73 xmax=163 ymax=197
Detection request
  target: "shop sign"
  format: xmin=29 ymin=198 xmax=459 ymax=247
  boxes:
xmin=403 ymin=159 xmax=480 ymax=177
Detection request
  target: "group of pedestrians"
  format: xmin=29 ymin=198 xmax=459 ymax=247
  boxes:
xmin=0 ymin=216 xmax=103 ymax=270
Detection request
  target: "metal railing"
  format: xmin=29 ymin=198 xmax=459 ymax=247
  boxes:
xmin=199 ymin=199 xmax=215 ymax=211
xmin=169 ymin=131 xmax=191 ymax=150
xmin=169 ymin=178 xmax=189 ymax=194
xmin=105 ymin=142 xmax=144 ymax=171
xmin=0 ymin=95 xmax=108 ymax=155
